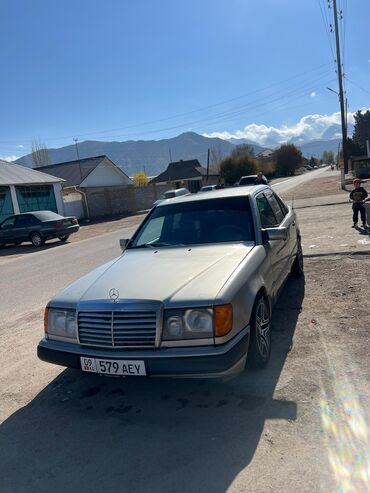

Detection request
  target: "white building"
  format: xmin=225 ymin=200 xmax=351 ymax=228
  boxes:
xmin=38 ymin=155 xmax=133 ymax=219
xmin=0 ymin=159 xmax=65 ymax=222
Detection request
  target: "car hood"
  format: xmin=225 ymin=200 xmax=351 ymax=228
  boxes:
xmin=52 ymin=243 xmax=254 ymax=308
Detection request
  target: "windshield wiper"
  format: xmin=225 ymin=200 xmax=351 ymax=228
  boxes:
xmin=129 ymin=241 xmax=185 ymax=249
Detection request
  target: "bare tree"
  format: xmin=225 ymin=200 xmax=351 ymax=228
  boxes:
xmin=31 ymin=138 xmax=51 ymax=168
xmin=231 ymin=144 xmax=255 ymax=158
xmin=209 ymin=146 xmax=224 ymax=172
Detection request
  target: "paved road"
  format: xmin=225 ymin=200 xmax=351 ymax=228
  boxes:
xmin=0 ymin=168 xmax=327 ymax=326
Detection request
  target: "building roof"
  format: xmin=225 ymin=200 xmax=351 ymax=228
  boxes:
xmin=39 ymin=155 xmax=130 ymax=187
xmin=150 ymin=159 xmax=218 ymax=184
xmin=0 ymin=159 xmax=64 ymax=186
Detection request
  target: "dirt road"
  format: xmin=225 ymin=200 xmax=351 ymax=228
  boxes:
xmin=0 ymin=169 xmax=369 ymax=493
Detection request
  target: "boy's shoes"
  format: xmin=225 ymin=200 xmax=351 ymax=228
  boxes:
xmin=362 ymin=222 xmax=367 ymax=228
xmin=352 ymin=223 xmax=357 ymax=228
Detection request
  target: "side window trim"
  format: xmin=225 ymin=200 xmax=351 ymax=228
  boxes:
xmin=273 ymin=192 xmax=289 ymax=217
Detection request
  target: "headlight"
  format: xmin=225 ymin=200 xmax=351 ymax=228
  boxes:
xmin=46 ymin=308 xmax=77 ymax=340
xmin=163 ymin=308 xmax=213 ymax=340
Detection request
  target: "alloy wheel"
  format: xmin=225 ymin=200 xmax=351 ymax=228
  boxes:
xmin=255 ymin=299 xmax=271 ymax=358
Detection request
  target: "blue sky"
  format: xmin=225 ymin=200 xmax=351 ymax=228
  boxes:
xmin=0 ymin=0 xmax=369 ymax=158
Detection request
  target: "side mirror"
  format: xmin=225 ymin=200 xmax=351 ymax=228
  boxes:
xmin=261 ymin=227 xmax=288 ymax=242
xmin=119 ymin=238 xmax=130 ymax=251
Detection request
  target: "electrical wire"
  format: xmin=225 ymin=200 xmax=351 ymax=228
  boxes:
xmin=316 ymin=0 xmax=336 ymax=63
xmin=0 ymin=62 xmax=333 ymax=147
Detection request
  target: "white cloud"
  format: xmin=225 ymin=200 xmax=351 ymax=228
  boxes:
xmin=310 ymin=91 xmax=316 ymax=98
xmin=0 ymin=155 xmax=18 ymax=162
xmin=16 ymin=144 xmax=24 ymax=148
xmin=203 ymin=111 xmax=358 ymax=146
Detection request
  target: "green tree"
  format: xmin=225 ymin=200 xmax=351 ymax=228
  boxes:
xmin=273 ymin=144 xmax=303 ymax=177
xmin=309 ymin=156 xmax=316 ymax=168
xmin=219 ymin=155 xmax=257 ymax=185
xmin=347 ymin=109 xmax=370 ymax=156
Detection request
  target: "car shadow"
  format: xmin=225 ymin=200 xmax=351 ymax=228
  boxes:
xmin=0 ymin=277 xmax=305 ymax=493
xmin=0 ymin=239 xmax=68 ymax=257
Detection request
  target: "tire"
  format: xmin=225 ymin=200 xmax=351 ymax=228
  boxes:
xmin=291 ymin=236 xmax=304 ymax=278
xmin=30 ymin=232 xmax=44 ymax=247
xmin=0 ymin=243 xmax=5 ymax=249
xmin=247 ymin=295 xmax=271 ymax=369
xmin=58 ymin=235 xmax=70 ymax=242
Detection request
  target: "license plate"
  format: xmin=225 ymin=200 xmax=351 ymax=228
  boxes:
xmin=80 ymin=357 xmax=146 ymax=376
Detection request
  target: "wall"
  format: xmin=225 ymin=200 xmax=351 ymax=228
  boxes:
xmin=80 ymin=159 xmax=132 ymax=187
xmin=82 ymin=184 xmax=172 ymax=219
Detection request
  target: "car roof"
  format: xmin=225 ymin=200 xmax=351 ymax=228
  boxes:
xmin=156 ymin=184 xmax=270 ymax=206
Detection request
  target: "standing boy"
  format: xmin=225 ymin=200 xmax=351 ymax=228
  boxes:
xmin=349 ymin=178 xmax=368 ymax=227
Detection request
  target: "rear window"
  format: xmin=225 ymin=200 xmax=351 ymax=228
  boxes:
xmin=163 ymin=191 xmax=176 ymax=199
xmin=31 ymin=211 xmax=63 ymax=221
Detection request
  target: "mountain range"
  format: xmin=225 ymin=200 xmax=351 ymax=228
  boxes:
xmin=15 ymin=131 xmax=342 ymax=176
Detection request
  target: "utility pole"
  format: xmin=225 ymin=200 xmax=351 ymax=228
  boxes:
xmin=168 ymin=148 xmax=173 ymax=162
xmin=73 ymin=138 xmax=83 ymax=183
xmin=331 ymin=0 xmax=348 ymax=175
xmin=206 ymin=148 xmax=210 ymax=183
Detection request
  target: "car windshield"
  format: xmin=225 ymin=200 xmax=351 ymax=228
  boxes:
xmin=129 ymin=197 xmax=255 ymax=248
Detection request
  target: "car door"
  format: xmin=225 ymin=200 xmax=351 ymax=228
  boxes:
xmin=0 ymin=216 xmax=16 ymax=244
xmin=264 ymin=190 xmax=293 ymax=282
xmin=270 ymin=191 xmax=298 ymax=275
xmin=255 ymin=192 xmax=285 ymax=300
xmin=14 ymin=215 xmax=33 ymax=242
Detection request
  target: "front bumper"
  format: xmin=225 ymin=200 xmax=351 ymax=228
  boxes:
xmin=37 ymin=328 xmax=250 ymax=379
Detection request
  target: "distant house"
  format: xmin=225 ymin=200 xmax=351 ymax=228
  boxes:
xmin=0 ymin=159 xmax=65 ymax=222
xmin=149 ymin=159 xmax=219 ymax=192
xmin=351 ymin=155 xmax=370 ymax=179
xmin=39 ymin=155 xmax=133 ymax=219
xmin=40 ymin=155 xmax=132 ymax=188
xmin=256 ymin=149 xmax=274 ymax=159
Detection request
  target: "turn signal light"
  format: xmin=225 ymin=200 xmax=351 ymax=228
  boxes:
xmin=44 ymin=307 xmax=49 ymax=333
xmin=214 ymin=304 xmax=233 ymax=337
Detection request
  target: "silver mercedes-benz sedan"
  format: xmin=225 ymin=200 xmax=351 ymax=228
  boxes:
xmin=38 ymin=185 xmax=303 ymax=379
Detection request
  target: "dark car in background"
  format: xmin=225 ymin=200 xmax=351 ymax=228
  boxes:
xmin=0 ymin=211 xmax=79 ymax=248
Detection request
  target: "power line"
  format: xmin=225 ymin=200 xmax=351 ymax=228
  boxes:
xmin=316 ymin=0 xmax=336 ymax=63
xmin=0 ymin=62 xmax=333 ymax=146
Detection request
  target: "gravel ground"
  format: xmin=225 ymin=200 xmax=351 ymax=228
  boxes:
xmin=0 ymin=171 xmax=369 ymax=493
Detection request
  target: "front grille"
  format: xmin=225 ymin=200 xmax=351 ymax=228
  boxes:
xmin=78 ymin=310 xmax=157 ymax=348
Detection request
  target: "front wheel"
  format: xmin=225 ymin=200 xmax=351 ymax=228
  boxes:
xmin=291 ymin=237 xmax=304 ymax=277
xmin=247 ymin=295 xmax=271 ymax=369
xmin=58 ymin=235 xmax=70 ymax=242
xmin=31 ymin=232 xmax=44 ymax=247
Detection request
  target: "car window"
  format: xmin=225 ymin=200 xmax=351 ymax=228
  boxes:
xmin=1 ymin=216 xmax=15 ymax=229
xmin=264 ymin=190 xmax=284 ymax=224
xmin=131 ymin=197 xmax=255 ymax=247
xmin=256 ymin=193 xmax=278 ymax=227
xmin=274 ymin=193 xmax=289 ymax=216
xmin=15 ymin=215 xmax=32 ymax=227
xmin=135 ymin=216 xmax=165 ymax=245
xmin=32 ymin=211 xmax=63 ymax=221
xmin=163 ymin=191 xmax=176 ymax=199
